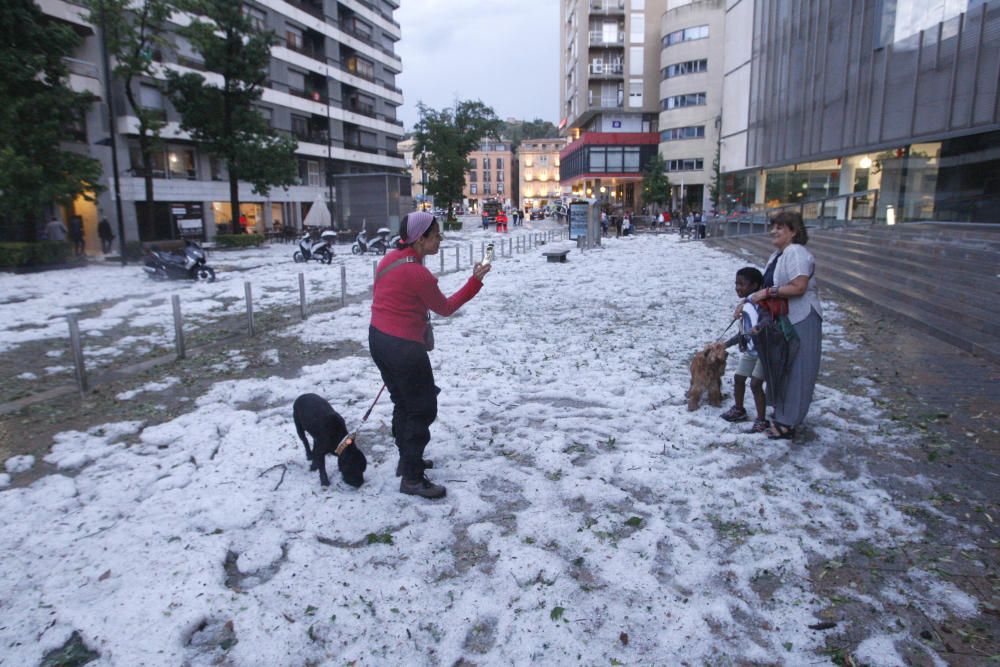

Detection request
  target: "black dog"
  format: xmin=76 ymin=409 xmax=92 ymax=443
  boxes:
xmin=292 ymin=393 xmax=367 ymax=488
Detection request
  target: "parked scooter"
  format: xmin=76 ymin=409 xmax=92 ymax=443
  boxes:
xmin=293 ymin=230 xmax=336 ymax=264
xmin=351 ymin=228 xmax=389 ymax=255
xmin=143 ymin=240 xmax=216 ymax=282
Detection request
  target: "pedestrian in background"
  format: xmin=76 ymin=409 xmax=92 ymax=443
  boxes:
xmin=98 ymin=218 xmax=114 ymax=254
xmin=45 ymin=217 xmax=67 ymax=242
xmin=69 ymin=216 xmax=85 ymax=256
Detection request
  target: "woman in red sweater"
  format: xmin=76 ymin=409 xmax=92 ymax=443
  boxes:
xmin=369 ymin=212 xmax=492 ymax=499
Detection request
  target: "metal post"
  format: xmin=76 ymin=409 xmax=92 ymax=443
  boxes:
xmin=298 ymin=272 xmax=306 ymax=320
xmin=480 ymin=241 xmax=485 ymax=261
xmin=455 ymin=246 xmax=459 ymax=271
xmin=244 ymin=281 xmax=255 ymax=336
xmin=469 ymin=242 xmax=473 ymax=266
xmin=67 ymin=314 xmax=87 ymax=395
xmin=340 ymin=264 xmax=347 ymax=305
xmin=372 ymin=260 xmax=377 ymax=285
xmin=171 ymin=295 xmax=185 ymax=360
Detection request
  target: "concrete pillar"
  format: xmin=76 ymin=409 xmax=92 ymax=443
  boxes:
xmin=836 ymin=157 xmax=858 ymax=221
xmin=754 ymin=171 xmax=767 ymax=206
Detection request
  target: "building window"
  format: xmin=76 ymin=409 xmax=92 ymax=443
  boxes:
xmin=666 ymin=158 xmax=704 ymax=171
xmin=285 ymin=25 xmax=304 ymax=51
xmin=346 ymin=56 xmax=375 ymax=81
xmin=483 ymin=157 xmax=490 ymax=170
xmin=496 ymin=157 xmax=503 ymax=169
xmin=243 ymin=5 xmax=266 ymax=31
xmin=291 ymin=115 xmax=308 ymax=140
xmin=661 ymin=92 xmax=706 ymax=110
xmin=307 ymin=160 xmax=321 ymax=186
xmin=661 ymin=25 xmax=709 ymax=48
xmin=483 ymin=183 xmax=491 ymax=194
xmin=469 ymin=171 xmax=477 ymax=183
xmin=468 ymin=157 xmax=477 ymax=169
xmin=483 ymin=170 xmax=491 ymax=182
xmin=497 ymin=182 xmax=504 ymax=194
xmin=167 ymin=146 xmax=197 ymax=180
xmin=661 ymin=59 xmax=708 ymax=80
xmin=660 ymin=125 xmax=706 ymax=141
xmin=497 ymin=170 xmax=504 ymax=182
xmin=287 ymin=69 xmax=306 ymax=94
xmin=139 ymin=84 xmax=164 ymax=111
xmin=471 ymin=183 xmax=477 ymax=195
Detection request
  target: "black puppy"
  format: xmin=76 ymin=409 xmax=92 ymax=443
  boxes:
xmin=292 ymin=393 xmax=367 ymax=488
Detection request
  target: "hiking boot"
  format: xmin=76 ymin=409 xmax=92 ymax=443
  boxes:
xmin=747 ymin=418 xmax=769 ymax=434
xmin=720 ymin=405 xmax=748 ymax=422
xmin=395 ymin=459 xmax=434 ymax=477
xmin=399 ymin=475 xmax=446 ymax=499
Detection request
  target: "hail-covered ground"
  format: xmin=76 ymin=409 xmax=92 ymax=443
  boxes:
xmin=0 ymin=222 xmax=980 ymax=666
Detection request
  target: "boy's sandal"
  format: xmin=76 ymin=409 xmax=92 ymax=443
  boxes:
xmin=720 ymin=406 xmax=749 ymax=422
xmin=748 ymin=419 xmax=770 ymax=433
xmin=766 ymin=423 xmax=795 ymax=440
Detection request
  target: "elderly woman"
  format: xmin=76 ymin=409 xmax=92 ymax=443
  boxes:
xmin=369 ymin=212 xmax=491 ymax=499
xmin=749 ymin=211 xmax=823 ymax=439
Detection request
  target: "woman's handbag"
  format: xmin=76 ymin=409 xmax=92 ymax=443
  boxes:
xmin=759 ymin=297 xmax=789 ymax=319
xmin=423 ymin=319 xmax=434 ymax=351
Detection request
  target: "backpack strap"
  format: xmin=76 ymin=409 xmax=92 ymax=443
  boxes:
xmin=375 ymin=256 xmax=416 ymax=283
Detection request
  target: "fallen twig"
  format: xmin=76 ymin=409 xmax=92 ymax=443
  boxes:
xmin=259 ymin=463 xmax=287 ymax=491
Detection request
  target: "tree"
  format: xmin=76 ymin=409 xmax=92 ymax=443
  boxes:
xmin=501 ymin=118 xmax=559 ymax=150
xmin=166 ymin=0 xmax=297 ymax=233
xmin=412 ymin=100 xmax=501 ymax=220
xmin=708 ymin=143 xmax=721 ymax=212
xmin=641 ymin=152 xmax=671 ymax=212
xmin=86 ymin=0 xmax=172 ymax=239
xmin=0 ymin=0 xmax=103 ymax=241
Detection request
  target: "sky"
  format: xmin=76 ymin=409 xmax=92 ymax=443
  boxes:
xmin=394 ymin=0 xmax=560 ymax=131
xmin=0 ymin=228 xmax=971 ymax=665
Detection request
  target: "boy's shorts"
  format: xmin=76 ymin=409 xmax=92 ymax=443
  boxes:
xmin=735 ymin=353 xmax=764 ymax=380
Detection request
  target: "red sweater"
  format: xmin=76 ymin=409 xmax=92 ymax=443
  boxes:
xmin=370 ymin=247 xmax=483 ymax=344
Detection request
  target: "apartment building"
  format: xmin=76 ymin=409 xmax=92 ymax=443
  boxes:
xmin=720 ymin=0 xmax=1000 ymax=223
xmin=558 ymin=0 xmax=666 ymax=212
xmin=657 ymin=0 xmax=725 ymax=213
xmin=37 ymin=0 xmax=407 ymax=250
xmin=517 ymin=139 xmax=566 ymax=210
xmin=463 ymin=141 xmax=513 ymax=212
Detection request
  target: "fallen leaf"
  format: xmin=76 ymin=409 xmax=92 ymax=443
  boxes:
xmin=619 ymin=632 xmax=629 ymax=646
xmin=98 ymin=570 xmax=111 ymax=581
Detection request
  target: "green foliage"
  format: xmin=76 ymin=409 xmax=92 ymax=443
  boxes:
xmin=549 ymin=606 xmax=565 ymax=621
xmin=366 ymin=532 xmax=393 ymax=545
xmin=624 ymin=516 xmax=643 ymax=528
xmin=214 ymin=233 xmax=264 ymax=248
xmin=442 ymin=220 xmax=463 ymax=232
xmin=0 ymin=241 xmax=72 ymax=268
xmin=0 ymin=0 xmax=103 ymax=239
xmin=709 ymin=143 xmax=721 ymax=209
xmin=166 ymin=0 xmax=297 ymax=229
xmin=501 ymin=118 xmax=560 ymax=150
xmin=413 ymin=100 xmax=502 ymax=217
xmin=641 ymin=153 xmax=671 ymax=209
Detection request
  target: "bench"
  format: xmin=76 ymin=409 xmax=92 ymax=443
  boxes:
xmin=543 ymin=249 xmax=570 ymax=263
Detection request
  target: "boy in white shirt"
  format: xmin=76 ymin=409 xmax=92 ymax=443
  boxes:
xmin=721 ymin=267 xmax=768 ymax=432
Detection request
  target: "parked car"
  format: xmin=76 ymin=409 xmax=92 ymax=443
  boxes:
xmin=529 ymin=209 xmax=545 ymax=220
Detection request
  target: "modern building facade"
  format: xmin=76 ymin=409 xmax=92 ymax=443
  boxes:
xmin=517 ymin=138 xmax=566 ymax=210
xmin=463 ymin=141 xmax=513 ymax=212
xmin=720 ymin=0 xmax=1000 ymax=223
xmin=658 ymin=0 xmax=725 ymax=213
xmin=37 ymin=0 xmax=407 ymax=251
xmin=559 ymin=0 xmax=666 ymax=211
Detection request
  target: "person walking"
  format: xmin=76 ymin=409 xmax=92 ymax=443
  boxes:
xmin=98 ymin=218 xmax=115 ymax=254
xmin=747 ymin=211 xmax=823 ymax=440
xmin=45 ymin=217 xmax=67 ymax=242
xmin=369 ymin=211 xmax=492 ymax=499
xmin=68 ymin=216 xmax=85 ymax=256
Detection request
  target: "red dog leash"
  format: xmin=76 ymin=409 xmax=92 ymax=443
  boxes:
xmin=335 ymin=384 xmax=386 ymax=455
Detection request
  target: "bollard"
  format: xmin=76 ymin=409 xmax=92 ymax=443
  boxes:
xmin=171 ymin=295 xmax=185 ymax=360
xmin=298 ymin=272 xmax=306 ymax=320
xmin=244 ymin=281 xmax=255 ymax=336
xmin=455 ymin=246 xmax=460 ymax=271
xmin=469 ymin=242 xmax=473 ymax=266
xmin=67 ymin=314 xmax=87 ymax=395
xmin=373 ymin=260 xmax=378 ymax=285
xmin=340 ymin=264 xmax=347 ymax=305
xmin=481 ymin=241 xmax=485 ymax=261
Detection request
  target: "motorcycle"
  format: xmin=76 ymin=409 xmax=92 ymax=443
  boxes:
xmin=293 ymin=230 xmax=336 ymax=264
xmin=143 ymin=240 xmax=216 ymax=282
xmin=351 ymin=228 xmax=389 ymax=255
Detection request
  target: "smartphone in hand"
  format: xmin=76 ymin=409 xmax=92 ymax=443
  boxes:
xmin=483 ymin=242 xmax=495 ymax=266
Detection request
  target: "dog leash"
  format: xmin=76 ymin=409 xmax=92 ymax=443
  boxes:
xmin=335 ymin=384 xmax=386 ymax=455
xmin=716 ymin=318 xmax=737 ymax=342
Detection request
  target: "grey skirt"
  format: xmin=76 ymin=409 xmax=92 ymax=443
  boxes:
xmin=774 ymin=309 xmax=822 ymax=428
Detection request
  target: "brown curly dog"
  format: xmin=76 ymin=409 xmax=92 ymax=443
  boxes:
xmin=686 ymin=342 xmax=728 ymax=411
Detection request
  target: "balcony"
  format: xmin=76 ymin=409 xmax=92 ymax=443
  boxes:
xmin=293 ymin=128 xmax=329 ymax=144
xmin=589 ymin=0 xmax=625 ymax=15
xmin=587 ymin=93 xmax=623 ymax=110
xmin=352 ymin=0 xmax=402 ymax=29
xmin=588 ymin=31 xmax=625 ymax=47
xmin=344 ymin=141 xmax=381 ymax=155
xmin=289 ymin=88 xmax=328 ymax=104
xmin=285 ymin=0 xmax=324 ymax=20
xmin=283 ymin=38 xmax=326 ymax=64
